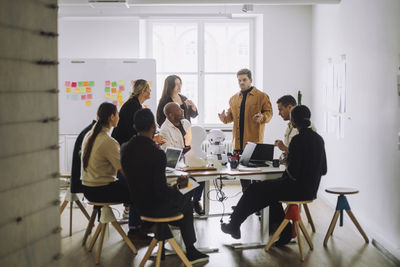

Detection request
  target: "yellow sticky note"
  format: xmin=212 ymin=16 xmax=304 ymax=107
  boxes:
xmin=117 ymin=90 xmax=122 ymax=96
xmin=85 ymin=100 xmax=92 ymax=106
xmin=105 ymin=93 xmax=110 ymax=98
xmin=119 ymin=101 xmax=124 ymax=106
xmin=74 ymin=88 xmax=80 ymax=93
xmin=117 ymin=95 xmax=123 ymax=101
xmin=148 ymin=81 xmax=152 ymax=87
xmin=66 ymin=88 xmax=71 ymax=93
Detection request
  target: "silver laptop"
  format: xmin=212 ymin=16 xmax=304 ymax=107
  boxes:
xmin=165 ymin=147 xmax=183 ymax=172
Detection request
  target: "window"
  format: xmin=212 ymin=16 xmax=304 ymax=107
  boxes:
xmin=149 ymin=19 xmax=253 ymax=126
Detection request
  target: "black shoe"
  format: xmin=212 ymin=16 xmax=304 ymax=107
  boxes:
xmin=274 ymin=223 xmax=293 ymax=247
xmin=186 ymin=248 xmax=209 ymax=264
xmin=193 ymin=201 xmax=205 ymax=216
xmin=221 ymin=223 xmax=241 ymax=239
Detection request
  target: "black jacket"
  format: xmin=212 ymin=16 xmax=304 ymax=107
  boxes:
xmin=112 ymin=96 xmax=142 ymax=145
xmin=285 ymin=127 xmax=327 ymax=199
xmin=70 ymin=120 xmax=96 ymax=193
xmin=156 ymin=94 xmax=198 ymax=127
xmin=121 ymin=135 xmax=183 ymax=211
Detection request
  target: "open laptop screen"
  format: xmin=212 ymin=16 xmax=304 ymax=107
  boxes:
xmin=165 ymin=147 xmax=183 ymax=169
xmin=251 ymin=143 xmax=274 ymax=162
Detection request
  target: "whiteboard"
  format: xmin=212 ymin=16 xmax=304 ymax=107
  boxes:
xmin=58 ymin=58 xmax=156 ymax=135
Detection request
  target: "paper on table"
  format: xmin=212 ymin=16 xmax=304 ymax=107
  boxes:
xmin=179 ymin=177 xmax=200 ymax=195
xmin=237 ymin=166 xmax=262 ymax=172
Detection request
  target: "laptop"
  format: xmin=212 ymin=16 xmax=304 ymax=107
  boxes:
xmin=240 ymin=142 xmax=274 ymax=167
xmin=165 ymin=147 xmax=183 ymax=172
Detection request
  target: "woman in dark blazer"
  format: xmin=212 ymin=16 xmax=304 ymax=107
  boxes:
xmin=156 ymin=75 xmax=198 ymax=127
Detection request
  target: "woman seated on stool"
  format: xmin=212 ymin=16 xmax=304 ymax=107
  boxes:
xmin=81 ymin=102 xmax=151 ymax=241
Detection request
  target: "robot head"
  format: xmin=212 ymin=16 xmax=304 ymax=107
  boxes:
xmin=207 ymin=129 xmax=225 ymax=145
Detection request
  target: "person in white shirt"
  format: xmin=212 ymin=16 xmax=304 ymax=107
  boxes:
xmin=159 ymin=102 xmax=205 ymax=215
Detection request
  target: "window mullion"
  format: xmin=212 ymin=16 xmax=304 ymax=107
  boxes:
xmin=198 ymin=21 xmax=205 ymax=124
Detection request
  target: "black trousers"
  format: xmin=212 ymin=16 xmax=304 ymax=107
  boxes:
xmin=230 ymin=177 xmax=300 ymax=229
xmin=140 ymin=192 xmax=196 ymax=249
xmin=83 ymin=180 xmax=142 ymax=229
xmin=192 ymin=181 xmax=205 ymax=203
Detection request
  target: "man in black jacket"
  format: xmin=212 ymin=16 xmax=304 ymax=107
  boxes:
xmin=221 ymin=105 xmax=327 ymax=246
xmin=121 ymin=108 xmax=209 ymax=264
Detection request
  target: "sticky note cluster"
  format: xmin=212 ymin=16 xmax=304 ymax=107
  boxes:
xmin=105 ymin=80 xmax=125 ymax=107
xmin=65 ymin=80 xmax=94 ymax=106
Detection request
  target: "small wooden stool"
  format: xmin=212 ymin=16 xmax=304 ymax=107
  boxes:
xmin=323 ymin=187 xmax=369 ymax=246
xmin=60 ymin=190 xmax=91 ymax=236
xmin=87 ymin=202 xmax=137 ymax=265
xmin=139 ymin=213 xmax=192 ymax=267
xmin=265 ymin=200 xmax=314 ymax=261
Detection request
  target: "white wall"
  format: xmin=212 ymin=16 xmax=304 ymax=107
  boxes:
xmin=258 ymin=5 xmax=312 ymax=144
xmin=312 ymin=0 xmax=400 ymax=256
xmin=58 ymin=18 xmax=140 ymax=58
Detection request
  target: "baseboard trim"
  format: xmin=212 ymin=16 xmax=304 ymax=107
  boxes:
xmin=372 ymin=239 xmax=400 ymax=266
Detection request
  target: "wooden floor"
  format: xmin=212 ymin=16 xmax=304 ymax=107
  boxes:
xmin=59 ymin=185 xmax=396 ymax=267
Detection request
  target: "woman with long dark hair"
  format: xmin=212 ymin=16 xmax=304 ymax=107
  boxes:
xmin=156 ymin=75 xmax=198 ymax=127
xmin=82 ymin=102 xmax=147 ymax=239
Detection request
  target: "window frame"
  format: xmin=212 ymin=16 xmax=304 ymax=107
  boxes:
xmin=147 ymin=18 xmax=255 ymax=129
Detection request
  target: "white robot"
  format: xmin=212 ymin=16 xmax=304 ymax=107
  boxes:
xmin=207 ymin=129 xmax=228 ymax=165
xmin=185 ymin=126 xmax=208 ymax=167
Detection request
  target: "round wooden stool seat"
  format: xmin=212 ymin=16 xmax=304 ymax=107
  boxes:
xmin=141 ymin=213 xmax=184 ymax=223
xmin=139 ymin=212 xmax=191 ymax=267
xmin=323 ymin=187 xmax=368 ymax=246
xmin=280 ymin=200 xmax=313 ymax=204
xmin=88 ymin=202 xmax=121 ymax=206
xmin=325 ymin=187 xmax=359 ymax=195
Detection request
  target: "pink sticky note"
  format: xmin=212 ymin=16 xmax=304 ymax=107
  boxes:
xmin=112 ymin=100 xmax=118 ymax=105
xmin=81 ymin=95 xmax=86 ymax=100
xmin=105 ymin=80 xmax=111 ymax=86
xmin=87 ymin=94 xmax=93 ymax=99
xmin=65 ymin=81 xmax=71 ymax=87
xmin=71 ymin=82 xmax=77 ymax=87
xmin=119 ymin=85 xmax=125 ymax=91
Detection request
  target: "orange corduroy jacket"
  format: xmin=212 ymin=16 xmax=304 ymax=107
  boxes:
xmin=221 ymin=87 xmax=273 ymax=151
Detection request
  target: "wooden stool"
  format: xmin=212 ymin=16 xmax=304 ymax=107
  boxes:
xmin=323 ymin=187 xmax=369 ymax=246
xmin=265 ymin=200 xmax=314 ymax=261
xmin=60 ymin=190 xmax=91 ymax=236
xmin=87 ymin=202 xmax=137 ymax=265
xmin=139 ymin=213 xmax=192 ymax=267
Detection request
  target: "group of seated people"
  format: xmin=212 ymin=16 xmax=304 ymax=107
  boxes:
xmin=70 ymin=74 xmax=327 ymax=264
